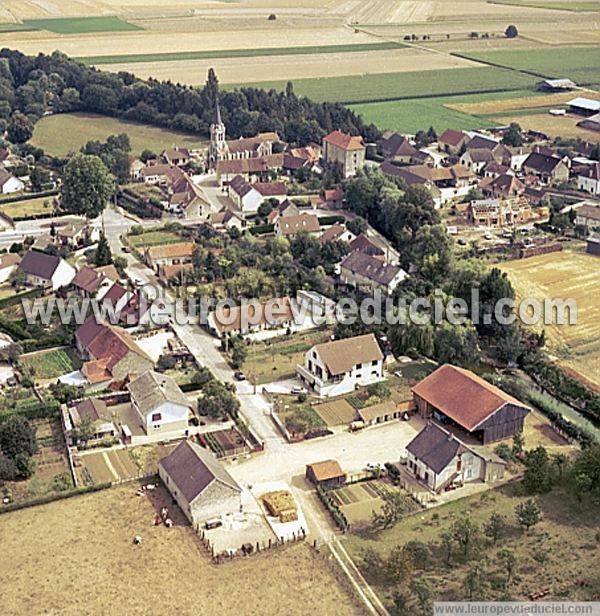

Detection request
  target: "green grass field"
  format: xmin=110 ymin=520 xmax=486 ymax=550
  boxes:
xmin=77 ymin=42 xmax=405 ymax=65
xmin=21 ymin=347 xmax=81 ymax=380
xmin=226 ymin=66 xmax=537 ymax=104
xmin=0 ymin=196 xmax=54 ymax=219
xmin=23 ymin=16 xmax=142 ymax=34
xmin=0 ymin=23 xmax=37 ymax=32
xmin=127 ymin=230 xmax=183 ymax=249
xmin=31 ymin=112 xmax=207 ymax=157
xmin=349 ymin=89 xmax=538 ymax=133
xmin=488 ymin=0 xmax=600 ymax=10
xmin=461 ymin=46 xmax=600 ymax=85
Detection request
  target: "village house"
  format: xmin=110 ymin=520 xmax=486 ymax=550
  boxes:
xmin=323 ymin=188 xmax=344 ymax=209
xmin=0 ymin=167 xmax=24 ymax=194
xmin=306 ymin=460 xmax=346 ymax=489
xmin=322 ymin=130 xmax=366 ymax=178
xmin=71 ymin=264 xmax=118 ymax=298
xmin=215 ymin=154 xmax=284 ymax=185
xmin=438 ymin=129 xmax=467 ymax=155
xmin=297 ymin=333 xmax=384 ymax=397
xmin=17 ymin=250 xmax=75 ymax=291
xmin=319 ymin=224 xmax=356 ymax=245
xmin=274 ymin=213 xmax=320 ymax=238
xmin=209 ymin=208 xmax=247 ymax=232
xmin=480 ymin=173 xmax=525 ymax=199
xmin=468 ymin=197 xmax=532 ymax=228
xmin=101 ymin=283 xmax=150 ymax=327
xmin=575 ymin=203 xmax=600 ymax=233
xmin=227 ymin=175 xmax=287 ymax=215
xmin=0 ymin=253 xmax=20 ymax=284
xmin=340 ymin=250 xmax=407 ymax=295
xmin=348 ymin=234 xmax=386 ymax=260
xmin=207 ymin=297 xmax=294 ymax=339
xmin=412 ymin=364 xmax=531 ymax=444
xmin=64 ymin=397 xmax=117 ymax=446
xmin=162 ymin=147 xmax=190 ymax=167
xmin=522 ymin=151 xmax=569 ymax=185
xmin=140 ymin=163 xmax=173 ymax=185
xmin=460 ymin=148 xmax=496 ymax=173
xmin=405 ymin=422 xmax=506 ymax=493
xmin=128 ymin=370 xmax=191 ymax=434
xmin=55 ymin=220 xmax=94 ymax=248
xmin=159 ymin=439 xmax=243 ymax=527
xmin=144 ymin=242 xmax=195 ymax=271
xmin=75 ymin=318 xmax=154 ymax=386
xmin=378 ymin=133 xmax=423 ymax=164
xmin=577 ymin=163 xmax=600 ymax=196
xmin=266 ymin=199 xmax=299 ymax=224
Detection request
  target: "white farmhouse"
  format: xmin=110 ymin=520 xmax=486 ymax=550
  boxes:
xmin=296 ymin=333 xmax=384 ymax=397
xmin=18 ymin=250 xmax=75 ymax=290
xmin=127 ymin=370 xmax=191 ymax=434
xmin=0 ymin=167 xmax=24 ymax=194
xmin=577 ymin=163 xmax=600 ymax=196
xmin=159 ymin=440 xmax=242 ymax=527
xmin=227 ymin=174 xmax=287 ymax=215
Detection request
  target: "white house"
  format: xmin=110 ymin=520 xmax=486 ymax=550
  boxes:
xmin=0 ymin=167 xmax=24 ymax=194
xmin=228 ymin=175 xmax=287 ymax=214
xmin=18 ymin=250 xmax=76 ymax=290
xmin=339 ymin=251 xmax=407 ymax=295
xmin=127 ymin=370 xmax=191 ymax=434
xmin=577 ymin=163 xmax=600 ymax=196
xmin=296 ymin=333 xmax=384 ymax=397
xmin=405 ymin=422 xmax=506 ymax=493
xmin=159 ymin=439 xmax=243 ymax=527
xmin=0 ymin=253 xmax=20 ymax=284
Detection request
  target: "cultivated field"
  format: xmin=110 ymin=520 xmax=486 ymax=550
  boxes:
xmin=494 ymin=111 xmax=600 ymax=141
xmin=20 ymin=347 xmax=81 ymax=380
xmin=499 ymin=250 xmax=600 ymax=388
xmin=31 ymin=113 xmax=207 ymax=157
xmin=0 ymin=484 xmax=363 ymax=615
xmin=0 ymin=196 xmax=55 ymax=219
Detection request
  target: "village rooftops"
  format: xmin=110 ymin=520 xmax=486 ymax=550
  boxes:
xmin=323 ymin=130 xmax=365 ymax=151
xmin=412 ymin=364 xmax=530 ymax=432
xmin=314 ymin=333 xmax=383 ymax=376
xmin=319 ymin=224 xmax=348 ymax=243
xmin=70 ymin=397 xmax=111 ymax=426
xmin=18 ymin=250 xmax=62 ymax=280
xmin=226 ymin=132 xmax=280 ymax=155
xmin=348 ymin=233 xmax=384 ymax=257
xmin=406 ymin=422 xmax=468 ymax=474
xmin=306 ymin=460 xmax=345 ymax=482
xmin=523 ymin=151 xmax=563 ymax=174
xmin=254 ymin=181 xmax=287 ymax=197
xmin=128 ymin=370 xmax=190 ymax=416
xmin=145 ymin=242 xmax=195 ymax=261
xmin=276 ymin=213 xmax=320 ymax=235
xmin=465 ymin=135 xmax=498 ymax=150
xmin=216 ymin=153 xmax=284 ymax=176
xmin=340 ymin=250 xmax=403 ymax=286
xmin=211 ymin=297 xmax=293 ymax=336
xmin=159 ymin=440 xmax=241 ymax=503
xmin=438 ymin=129 xmax=466 ymax=147
xmin=578 ymin=163 xmax=600 ymax=181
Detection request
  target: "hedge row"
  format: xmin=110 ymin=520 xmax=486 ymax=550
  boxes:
xmin=249 ymin=223 xmax=275 ymax=235
xmin=0 ymin=287 xmax=43 ymax=309
xmin=0 ymin=190 xmax=58 ymax=205
xmin=0 ymin=482 xmax=112 ymax=515
xmin=316 ymin=485 xmax=348 ymax=531
xmin=318 ymin=215 xmax=345 ymax=226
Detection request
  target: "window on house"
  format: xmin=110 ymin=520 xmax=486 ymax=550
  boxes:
xmin=372 ymin=360 xmax=378 ymax=366
xmin=151 ymin=412 xmax=162 ymax=422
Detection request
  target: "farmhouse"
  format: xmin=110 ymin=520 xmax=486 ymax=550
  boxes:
xmin=266 ymin=200 xmax=299 ymax=224
xmin=144 ymin=242 xmax=195 ymax=271
xmin=209 ymin=208 xmax=246 ymax=232
xmin=215 ymin=154 xmax=284 ymax=185
xmin=575 ymin=203 xmax=600 ymax=232
xmin=464 ymin=134 xmax=498 ymax=151
xmin=55 ymin=220 xmax=93 ymax=248
xmin=274 ymin=213 xmax=320 ymax=238
xmin=480 ymin=173 xmax=525 ymax=199
xmin=0 ymin=167 xmax=24 ymax=194
xmin=75 ymin=318 xmax=154 ymax=385
xmin=18 ymin=250 xmax=75 ymax=291
xmin=357 ymin=399 xmax=411 ymax=426
xmin=405 ymin=422 xmax=506 ymax=493
xmin=323 ymin=188 xmax=344 ymax=209
xmin=319 ymin=224 xmax=356 ymax=245
xmin=71 ymin=265 xmax=117 ymax=298
xmin=140 ymin=163 xmax=173 ymax=185
xmin=378 ymin=133 xmax=422 ymax=164
xmin=162 ymin=147 xmax=190 ymax=167
xmin=65 ymin=397 xmax=117 ymax=445
xmin=227 ymin=175 xmax=287 ymax=214
xmin=412 ymin=364 xmax=531 ymax=444
xmin=577 ymin=163 xmax=600 ymax=196
xmin=522 ymin=151 xmax=569 ymax=185
xmin=207 ymin=297 xmax=294 ymax=338
xmin=297 ymin=333 xmax=384 ymax=397
xmin=438 ymin=129 xmax=467 ymax=155
xmin=159 ymin=440 xmax=242 ymax=527
xmin=128 ymin=370 xmax=191 ymax=434
xmin=340 ymin=250 xmax=407 ymax=295
xmin=460 ymin=148 xmax=495 ymax=173
xmin=322 ymin=130 xmax=365 ymax=178
xmin=306 ymin=460 xmax=346 ymax=489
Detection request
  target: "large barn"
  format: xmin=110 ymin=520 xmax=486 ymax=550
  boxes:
xmin=411 ymin=364 xmax=531 ymax=444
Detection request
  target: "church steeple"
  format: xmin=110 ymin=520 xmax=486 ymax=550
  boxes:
xmin=209 ymin=95 xmax=227 ymax=170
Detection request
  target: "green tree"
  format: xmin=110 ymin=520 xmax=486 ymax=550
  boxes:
xmin=410 ymin=578 xmax=433 ymax=614
xmin=523 ymin=446 xmax=554 ymax=494
xmin=93 ymin=231 xmax=113 ymax=266
xmin=452 ymin=518 xmax=480 ymax=560
xmin=440 ymin=530 xmax=454 ymax=564
xmin=0 ymin=416 xmax=38 ymax=459
xmin=6 ymin=111 xmax=34 ymax=144
xmin=498 ymin=549 xmax=517 ymax=587
xmin=230 ymin=338 xmax=247 ymax=370
xmin=385 ymin=545 xmax=414 ymax=584
xmin=515 ymin=499 xmax=542 ymax=532
xmin=372 ymin=491 xmax=407 ymax=530
xmin=502 ymin=122 xmax=523 ymax=147
xmin=433 ymin=321 xmax=480 ymax=366
xmin=61 ymin=152 xmax=114 ymax=218
xmin=483 ymin=512 xmax=507 ymax=545
xmin=462 ymin=564 xmax=487 ymax=600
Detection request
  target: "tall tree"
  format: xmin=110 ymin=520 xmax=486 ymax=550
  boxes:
xmin=94 ymin=231 xmax=112 ymax=266
xmin=515 ymin=499 xmax=542 ymax=532
xmin=61 ymin=153 xmax=114 ymax=218
xmin=6 ymin=111 xmax=34 ymax=143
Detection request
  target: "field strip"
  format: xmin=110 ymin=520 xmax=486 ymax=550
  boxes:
xmin=101 ymin=452 xmax=120 ymax=482
xmin=76 ymin=42 xmax=406 ymax=65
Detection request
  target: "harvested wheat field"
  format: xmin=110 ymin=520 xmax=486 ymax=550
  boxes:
xmin=0 ymin=484 xmax=364 ymax=616
xmin=494 ymin=112 xmax=600 ymax=141
xmin=499 ymin=250 xmax=600 ymax=388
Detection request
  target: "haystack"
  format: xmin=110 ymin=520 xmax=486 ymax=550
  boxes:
xmin=261 ymin=490 xmax=298 ymax=523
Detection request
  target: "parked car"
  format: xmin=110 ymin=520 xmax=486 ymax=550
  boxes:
xmin=291 ymin=386 xmax=307 ymax=395
xmin=233 ymin=371 xmax=246 ymax=381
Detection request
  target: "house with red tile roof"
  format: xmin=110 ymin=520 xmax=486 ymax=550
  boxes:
xmin=322 ymin=130 xmax=365 ymax=178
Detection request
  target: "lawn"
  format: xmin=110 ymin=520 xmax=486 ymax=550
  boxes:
xmin=126 ymin=229 xmax=183 ymax=249
xmin=31 ymin=113 xmax=208 ymax=157
xmin=20 ymin=347 xmax=81 ymax=380
xmin=461 ymin=46 xmax=600 ymax=85
xmin=243 ymin=328 xmax=332 ymax=384
xmin=0 ymin=196 xmax=55 ymax=219
xmin=78 ymin=450 xmax=140 ymax=485
xmin=78 ymin=42 xmax=406 ymax=65
xmin=226 ymin=66 xmax=537 ymax=104
xmin=23 ymin=16 xmax=142 ymax=34
xmin=349 ymin=89 xmax=540 ymax=133
xmin=0 ymin=485 xmax=363 ymax=615
xmin=342 ymin=482 xmax=600 ymax=605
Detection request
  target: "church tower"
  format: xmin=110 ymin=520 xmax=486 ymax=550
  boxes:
xmin=209 ymin=99 xmax=227 ymax=170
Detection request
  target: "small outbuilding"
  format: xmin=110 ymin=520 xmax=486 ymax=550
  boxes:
xmin=306 ymin=459 xmax=346 ymax=489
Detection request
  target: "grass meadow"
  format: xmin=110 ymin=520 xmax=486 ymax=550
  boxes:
xmin=23 ymin=16 xmax=142 ymax=35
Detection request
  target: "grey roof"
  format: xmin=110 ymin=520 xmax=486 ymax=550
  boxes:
xmin=128 ymin=370 xmax=190 ymax=416
xmin=19 ymin=250 xmax=61 ymax=280
xmin=465 ymin=135 xmax=498 ymax=151
xmin=159 ymin=440 xmax=241 ymax=503
xmin=406 ymin=423 xmax=466 ymax=474
xmin=341 ymin=250 xmax=403 ymax=286
xmin=523 ymin=151 xmax=563 ymax=174
xmin=568 ymin=97 xmax=600 ymax=113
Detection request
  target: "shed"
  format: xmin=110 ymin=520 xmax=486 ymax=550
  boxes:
xmin=306 ymin=459 xmax=346 ymax=488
